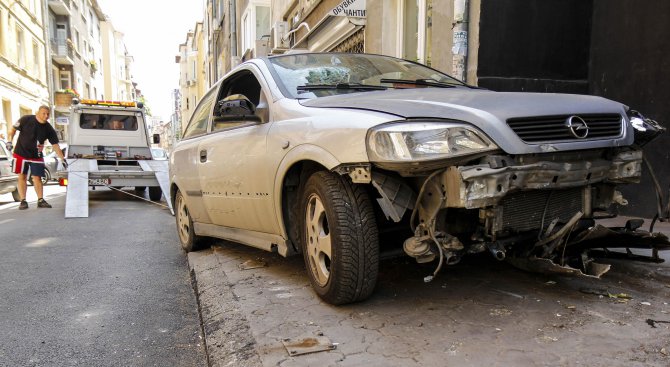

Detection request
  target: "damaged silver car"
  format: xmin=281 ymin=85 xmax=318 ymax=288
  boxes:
xmin=170 ymin=52 xmax=668 ymax=305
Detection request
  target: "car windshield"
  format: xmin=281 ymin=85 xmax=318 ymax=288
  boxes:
xmin=268 ymin=53 xmax=465 ymax=99
xmin=151 ymin=148 xmax=166 ymax=158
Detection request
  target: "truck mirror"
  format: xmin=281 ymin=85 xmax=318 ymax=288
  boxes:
xmin=153 ymin=134 xmax=160 ymax=144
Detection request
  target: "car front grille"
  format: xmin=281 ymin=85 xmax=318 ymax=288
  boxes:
xmin=507 ymin=114 xmax=623 ymax=143
xmin=498 ymin=188 xmax=584 ymax=234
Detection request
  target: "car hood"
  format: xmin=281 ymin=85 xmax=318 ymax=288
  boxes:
xmin=300 ymin=88 xmax=632 ymax=154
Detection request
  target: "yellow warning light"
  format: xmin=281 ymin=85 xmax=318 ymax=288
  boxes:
xmin=79 ymin=99 xmax=137 ymax=107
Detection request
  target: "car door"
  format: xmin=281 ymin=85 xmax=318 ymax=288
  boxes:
xmin=172 ymin=87 xmax=218 ymax=223
xmin=197 ymin=66 xmax=280 ymax=234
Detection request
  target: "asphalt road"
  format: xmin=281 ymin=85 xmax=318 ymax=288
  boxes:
xmin=0 ymin=184 xmax=206 ymax=366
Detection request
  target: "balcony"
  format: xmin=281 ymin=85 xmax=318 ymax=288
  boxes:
xmin=51 ymin=38 xmax=74 ymax=65
xmin=48 ymin=0 xmax=72 ymax=16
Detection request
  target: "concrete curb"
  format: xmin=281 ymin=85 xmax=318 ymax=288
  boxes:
xmin=188 ymin=249 xmax=263 ymax=367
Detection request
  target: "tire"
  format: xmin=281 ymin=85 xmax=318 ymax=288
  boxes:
xmin=11 ymin=188 xmax=20 ymax=202
xmin=299 ymin=171 xmax=379 ymax=305
xmin=135 ymin=186 xmax=146 ymax=192
xmin=28 ymin=169 xmax=49 ymax=186
xmin=175 ymin=190 xmax=205 ymax=252
xmin=149 ymin=186 xmax=162 ymax=201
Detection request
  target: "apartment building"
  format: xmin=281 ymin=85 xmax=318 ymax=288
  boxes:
xmin=100 ymin=20 xmax=134 ymax=101
xmin=0 ymin=0 xmax=50 ymax=139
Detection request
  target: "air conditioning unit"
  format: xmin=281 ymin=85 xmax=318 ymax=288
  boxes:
xmin=273 ymin=21 xmax=289 ymax=49
xmin=255 ymin=39 xmax=270 ymax=57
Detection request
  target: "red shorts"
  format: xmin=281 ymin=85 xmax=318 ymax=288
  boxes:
xmin=12 ymin=153 xmax=46 ymax=177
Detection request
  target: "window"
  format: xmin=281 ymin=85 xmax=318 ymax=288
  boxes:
xmin=32 ymin=40 xmax=40 ymax=77
xmin=80 ymin=113 xmax=138 ymax=131
xmin=0 ymin=10 xmax=4 ymax=56
xmin=60 ymin=70 xmax=71 ymax=89
xmin=73 ymin=30 xmax=80 ymax=55
xmin=182 ymin=89 xmax=216 ymax=139
xmin=241 ymin=2 xmax=270 ymax=53
xmin=16 ymin=26 xmax=25 ymax=68
xmin=398 ymin=0 xmax=433 ymax=65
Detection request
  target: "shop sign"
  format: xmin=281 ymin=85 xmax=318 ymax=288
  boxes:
xmin=331 ymin=0 xmax=366 ymax=18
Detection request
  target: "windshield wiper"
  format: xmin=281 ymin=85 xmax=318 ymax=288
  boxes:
xmin=296 ymin=83 xmax=387 ymax=92
xmin=379 ymin=78 xmax=460 ymax=88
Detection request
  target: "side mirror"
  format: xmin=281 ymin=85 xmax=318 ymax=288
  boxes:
xmin=153 ymin=134 xmax=160 ymax=144
xmin=217 ymin=94 xmax=256 ymax=116
xmin=215 ymin=94 xmax=261 ymax=124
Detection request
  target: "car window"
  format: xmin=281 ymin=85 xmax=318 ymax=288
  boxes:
xmin=212 ymin=70 xmax=265 ymax=132
xmin=182 ymin=89 xmax=217 ymax=139
xmin=80 ymin=113 xmax=138 ymax=131
xmin=151 ymin=148 xmax=166 ymax=158
xmin=0 ymin=142 xmax=8 ymax=159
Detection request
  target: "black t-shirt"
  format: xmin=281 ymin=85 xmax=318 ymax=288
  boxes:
xmin=13 ymin=115 xmax=59 ymax=159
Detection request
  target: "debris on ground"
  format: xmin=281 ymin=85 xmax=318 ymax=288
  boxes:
xmin=645 ymin=319 xmax=670 ymax=328
xmin=238 ymin=259 xmax=268 ymax=270
xmin=282 ymin=335 xmax=337 ymax=356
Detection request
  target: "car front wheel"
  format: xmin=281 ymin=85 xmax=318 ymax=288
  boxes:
xmin=300 ymin=171 xmax=379 ymax=305
xmin=175 ymin=190 xmax=205 ymax=252
xmin=11 ymin=188 xmax=20 ymax=202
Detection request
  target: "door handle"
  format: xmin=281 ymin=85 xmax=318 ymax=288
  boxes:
xmin=199 ymin=150 xmax=207 ymax=162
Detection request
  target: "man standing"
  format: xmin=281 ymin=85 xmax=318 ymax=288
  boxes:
xmin=6 ymin=105 xmax=67 ymax=210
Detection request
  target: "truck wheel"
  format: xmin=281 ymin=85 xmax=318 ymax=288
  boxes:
xmin=299 ymin=171 xmax=379 ymax=305
xmin=175 ymin=190 xmax=205 ymax=252
xmin=149 ymin=187 xmax=162 ymax=201
xmin=11 ymin=188 xmax=20 ymax=202
xmin=135 ymin=186 xmax=146 ymax=192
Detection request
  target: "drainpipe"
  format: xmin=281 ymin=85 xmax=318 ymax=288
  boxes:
xmin=42 ymin=0 xmax=55 ymax=119
xmin=452 ymin=0 xmax=469 ymax=82
xmin=229 ymin=0 xmax=237 ymax=69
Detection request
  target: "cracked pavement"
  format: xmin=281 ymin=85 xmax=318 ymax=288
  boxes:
xmin=189 ymin=218 xmax=670 ymax=367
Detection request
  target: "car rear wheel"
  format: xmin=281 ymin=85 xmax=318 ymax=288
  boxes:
xmin=175 ymin=190 xmax=205 ymax=252
xmin=11 ymin=188 xmax=20 ymax=202
xmin=300 ymin=171 xmax=379 ymax=305
xmin=28 ymin=169 xmax=50 ymax=186
xmin=149 ymin=186 xmax=162 ymax=201
xmin=135 ymin=186 xmax=146 ymax=192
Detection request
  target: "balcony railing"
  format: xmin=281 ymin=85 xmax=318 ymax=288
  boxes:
xmin=51 ymin=38 xmax=74 ymax=65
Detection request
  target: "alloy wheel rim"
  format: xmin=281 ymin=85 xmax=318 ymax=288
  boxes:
xmin=176 ymin=195 xmax=190 ymax=244
xmin=305 ymin=193 xmax=332 ymax=286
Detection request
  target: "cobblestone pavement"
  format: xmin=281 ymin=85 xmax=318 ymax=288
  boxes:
xmin=190 ymin=218 xmax=670 ymax=367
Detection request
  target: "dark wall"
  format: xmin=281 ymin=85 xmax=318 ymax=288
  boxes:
xmin=478 ymin=0 xmax=593 ymax=93
xmin=590 ymin=0 xmax=670 ymax=217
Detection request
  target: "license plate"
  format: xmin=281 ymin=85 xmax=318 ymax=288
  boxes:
xmin=88 ymin=178 xmax=110 ymax=185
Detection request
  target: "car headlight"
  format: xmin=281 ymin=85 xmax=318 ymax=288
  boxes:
xmin=367 ymin=122 xmax=498 ymax=162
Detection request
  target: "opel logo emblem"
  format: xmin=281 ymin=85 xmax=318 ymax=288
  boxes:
xmin=565 ymin=115 xmax=589 ymax=139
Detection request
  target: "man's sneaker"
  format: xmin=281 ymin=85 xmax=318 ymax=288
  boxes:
xmin=37 ymin=198 xmax=52 ymax=208
xmin=18 ymin=200 xmax=28 ymax=210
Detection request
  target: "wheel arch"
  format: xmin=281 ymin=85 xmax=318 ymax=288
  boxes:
xmin=275 ymin=145 xmax=342 ymax=255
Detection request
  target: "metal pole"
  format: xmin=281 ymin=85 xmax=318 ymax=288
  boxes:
xmin=230 ymin=0 xmax=237 ymax=68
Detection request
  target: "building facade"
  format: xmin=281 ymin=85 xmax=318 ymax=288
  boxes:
xmin=0 ymin=0 xmax=50 ymax=139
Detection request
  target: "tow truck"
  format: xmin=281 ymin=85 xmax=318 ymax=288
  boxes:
xmin=58 ymin=99 xmax=172 ymax=218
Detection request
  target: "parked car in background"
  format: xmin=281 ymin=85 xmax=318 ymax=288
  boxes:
xmin=151 ymin=147 xmax=167 ymax=160
xmin=0 ymin=140 xmax=20 ymax=201
xmin=170 ymin=53 xmax=667 ymax=305
xmin=28 ymin=143 xmax=68 ymax=185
